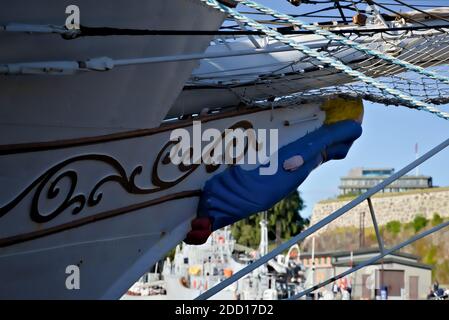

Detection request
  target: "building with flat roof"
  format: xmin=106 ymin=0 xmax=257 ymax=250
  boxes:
xmin=339 ymin=167 xmax=432 ymax=195
xmin=300 ymin=249 xmax=431 ymax=300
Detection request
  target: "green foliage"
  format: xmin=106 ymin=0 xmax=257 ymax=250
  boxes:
xmin=385 ymin=220 xmax=402 ymax=236
xmin=337 ymin=191 xmax=360 ymax=199
xmin=434 ymin=261 xmax=449 ymax=284
xmin=236 ymin=223 xmax=261 ymax=248
xmin=413 ymin=215 xmax=428 ymax=233
xmin=165 ymin=247 xmax=176 ymax=261
xmin=424 ymin=244 xmax=438 ymax=266
xmin=431 ymin=213 xmax=443 ymax=227
xmin=231 ymin=190 xmax=308 ymax=248
xmin=404 ymin=221 xmax=414 ymax=231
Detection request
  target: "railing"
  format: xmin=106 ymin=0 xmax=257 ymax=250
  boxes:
xmin=195 ymin=137 xmax=449 ymax=300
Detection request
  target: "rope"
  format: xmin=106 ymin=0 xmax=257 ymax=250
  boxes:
xmin=4 ymin=22 xmax=449 ymax=37
xmin=236 ymin=0 xmax=449 ymax=87
xmin=199 ymin=0 xmax=449 ymax=120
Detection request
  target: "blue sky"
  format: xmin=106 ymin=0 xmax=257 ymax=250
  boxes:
xmin=236 ymin=0 xmax=449 ymax=217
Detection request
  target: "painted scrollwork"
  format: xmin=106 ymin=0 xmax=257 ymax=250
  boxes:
xmin=0 ymin=120 xmax=256 ymax=223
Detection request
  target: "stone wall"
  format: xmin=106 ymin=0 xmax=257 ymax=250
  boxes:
xmin=310 ymin=188 xmax=449 ymax=232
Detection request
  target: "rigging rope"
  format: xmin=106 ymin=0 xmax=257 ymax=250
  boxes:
xmin=235 ymin=0 xmax=449 ymax=87
xmin=199 ymin=0 xmax=449 ymax=120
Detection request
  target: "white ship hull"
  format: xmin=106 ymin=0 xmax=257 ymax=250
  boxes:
xmin=0 ymin=0 xmax=230 ymax=299
xmin=1 ymin=0 xmax=415 ymax=300
xmin=0 ymin=100 xmax=330 ymax=299
xmin=0 ymin=0 xmax=225 ymax=143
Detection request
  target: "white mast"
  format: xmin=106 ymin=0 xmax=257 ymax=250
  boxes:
xmin=259 ymin=211 xmax=268 ymax=257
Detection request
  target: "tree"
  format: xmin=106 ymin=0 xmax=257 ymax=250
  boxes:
xmin=431 ymin=213 xmax=443 ymax=227
xmin=231 ymin=190 xmax=308 ymax=248
xmin=385 ymin=220 xmax=402 ymax=236
xmin=413 ymin=215 xmax=428 ymax=233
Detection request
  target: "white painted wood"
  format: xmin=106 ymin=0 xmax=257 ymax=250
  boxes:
xmin=0 ymin=102 xmax=326 ymax=299
xmin=0 ymin=0 xmax=225 ymax=143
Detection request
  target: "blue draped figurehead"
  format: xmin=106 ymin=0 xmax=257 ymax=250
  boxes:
xmin=185 ymin=97 xmax=364 ymax=244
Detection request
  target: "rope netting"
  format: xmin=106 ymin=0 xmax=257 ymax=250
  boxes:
xmin=199 ymin=0 xmax=449 ymax=119
xmin=263 ymin=28 xmax=449 ymax=109
xmin=259 ymin=67 xmax=449 ymax=111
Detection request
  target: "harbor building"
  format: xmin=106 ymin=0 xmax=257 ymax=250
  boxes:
xmin=301 ymin=249 xmax=432 ymax=300
xmin=339 ymin=168 xmax=432 ymax=195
